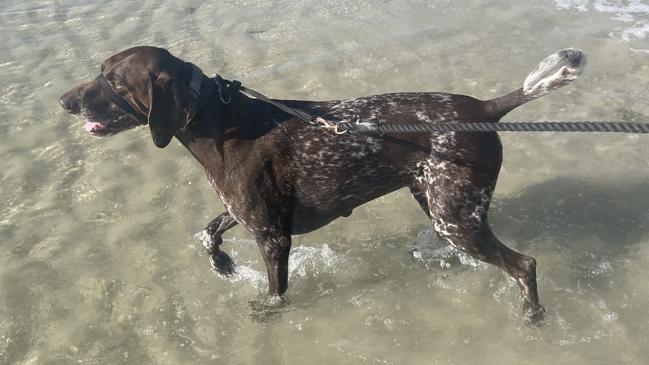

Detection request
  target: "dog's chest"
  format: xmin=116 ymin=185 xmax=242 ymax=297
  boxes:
xmin=205 ymin=175 xmax=261 ymax=234
xmin=214 ymin=187 xmax=276 ymax=236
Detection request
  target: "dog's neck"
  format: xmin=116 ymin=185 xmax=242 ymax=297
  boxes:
xmin=172 ymin=88 xmax=269 ymax=178
xmin=172 ymin=75 xmax=298 ymax=188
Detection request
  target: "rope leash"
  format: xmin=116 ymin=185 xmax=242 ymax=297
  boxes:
xmin=314 ymin=119 xmax=649 ymax=135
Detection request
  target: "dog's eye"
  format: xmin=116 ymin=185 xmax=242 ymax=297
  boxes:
xmin=109 ymin=78 xmax=128 ymax=91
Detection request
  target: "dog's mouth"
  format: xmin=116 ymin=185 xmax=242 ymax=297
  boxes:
xmin=81 ymin=111 xmax=141 ymax=136
xmin=84 ymin=120 xmax=115 ymax=136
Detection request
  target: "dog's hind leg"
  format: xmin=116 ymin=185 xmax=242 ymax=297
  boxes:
xmin=421 ymin=164 xmax=544 ymax=323
xmin=199 ymin=211 xmax=238 ymax=276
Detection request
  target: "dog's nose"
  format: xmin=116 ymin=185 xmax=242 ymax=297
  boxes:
xmin=59 ymin=93 xmax=81 ymax=114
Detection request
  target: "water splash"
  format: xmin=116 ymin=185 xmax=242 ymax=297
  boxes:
xmin=410 ymin=228 xmax=487 ymax=270
xmin=195 ymin=233 xmax=341 ymax=289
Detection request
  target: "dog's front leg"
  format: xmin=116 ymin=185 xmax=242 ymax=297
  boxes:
xmin=258 ymin=234 xmax=292 ymax=295
xmin=199 ymin=211 xmax=238 ymax=276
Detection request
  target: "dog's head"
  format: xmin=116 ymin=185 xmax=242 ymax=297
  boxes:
xmin=59 ymin=46 xmax=196 ymax=148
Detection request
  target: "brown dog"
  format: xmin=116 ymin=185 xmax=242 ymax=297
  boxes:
xmin=59 ymin=46 xmax=585 ymax=322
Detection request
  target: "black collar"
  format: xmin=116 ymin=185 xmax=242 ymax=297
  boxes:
xmin=185 ymin=63 xmax=204 ymax=113
xmin=178 ymin=63 xmax=210 ymax=132
xmin=178 ymin=71 xmax=244 ymax=133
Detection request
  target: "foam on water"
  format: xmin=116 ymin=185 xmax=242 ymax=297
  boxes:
xmin=410 ymin=228 xmax=487 ymax=270
xmin=555 ymin=0 xmax=649 ymax=53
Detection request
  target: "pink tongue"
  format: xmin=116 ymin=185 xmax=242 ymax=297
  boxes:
xmin=84 ymin=121 xmax=104 ymax=132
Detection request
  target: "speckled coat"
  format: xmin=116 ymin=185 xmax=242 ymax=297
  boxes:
xmin=59 ymin=46 xmax=585 ymax=323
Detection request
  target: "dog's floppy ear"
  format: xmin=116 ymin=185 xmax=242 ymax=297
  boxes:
xmin=147 ymin=73 xmax=189 ymax=148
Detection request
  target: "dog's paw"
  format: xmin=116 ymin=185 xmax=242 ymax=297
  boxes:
xmin=209 ymin=250 xmax=236 ymax=277
xmin=248 ymin=295 xmax=290 ymax=323
xmin=523 ymin=303 xmax=546 ymax=327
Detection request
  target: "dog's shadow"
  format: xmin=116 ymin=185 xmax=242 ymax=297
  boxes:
xmin=490 ymin=177 xmax=649 ymax=252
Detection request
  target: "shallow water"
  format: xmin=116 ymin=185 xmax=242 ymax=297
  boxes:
xmin=2 ymin=0 xmax=649 ymax=364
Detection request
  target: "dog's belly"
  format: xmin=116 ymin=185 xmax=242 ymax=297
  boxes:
xmin=286 ymin=130 xmax=413 ymax=234
xmin=288 ymin=178 xmax=406 ymax=234
xmin=289 ymin=173 xmax=407 ymax=234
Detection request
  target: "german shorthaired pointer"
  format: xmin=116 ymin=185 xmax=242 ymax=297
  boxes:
xmin=59 ymin=46 xmax=585 ymax=322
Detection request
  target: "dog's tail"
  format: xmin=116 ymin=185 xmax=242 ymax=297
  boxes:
xmin=484 ymin=48 xmax=586 ymax=120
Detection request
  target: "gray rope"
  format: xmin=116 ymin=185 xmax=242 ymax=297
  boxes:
xmin=332 ymin=120 xmax=649 ymax=135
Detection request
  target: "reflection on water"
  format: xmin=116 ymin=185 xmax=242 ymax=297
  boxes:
xmin=2 ymin=0 xmax=649 ymax=364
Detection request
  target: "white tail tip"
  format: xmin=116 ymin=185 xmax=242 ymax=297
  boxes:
xmin=523 ymin=48 xmax=586 ymax=98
